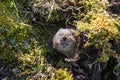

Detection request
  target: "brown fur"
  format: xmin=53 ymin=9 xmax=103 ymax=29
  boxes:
xmin=53 ymin=28 xmax=77 ymax=58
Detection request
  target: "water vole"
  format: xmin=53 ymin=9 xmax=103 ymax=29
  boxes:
xmin=53 ymin=28 xmax=77 ymax=58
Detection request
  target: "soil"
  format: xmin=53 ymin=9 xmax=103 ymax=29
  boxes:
xmin=108 ymin=0 xmax=120 ymax=15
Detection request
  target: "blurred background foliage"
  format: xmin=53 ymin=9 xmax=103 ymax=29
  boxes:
xmin=0 ymin=0 xmax=120 ymax=80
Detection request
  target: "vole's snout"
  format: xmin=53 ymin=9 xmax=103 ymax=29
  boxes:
xmin=63 ymin=37 xmax=67 ymax=41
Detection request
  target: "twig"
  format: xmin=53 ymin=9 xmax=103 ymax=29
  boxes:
xmin=65 ymin=36 xmax=81 ymax=62
xmin=46 ymin=0 xmax=55 ymax=22
xmin=65 ymin=16 xmax=74 ymax=27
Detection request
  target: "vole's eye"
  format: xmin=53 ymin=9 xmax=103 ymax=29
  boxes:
xmin=69 ymin=33 xmax=72 ymax=36
xmin=59 ymin=33 xmax=62 ymax=36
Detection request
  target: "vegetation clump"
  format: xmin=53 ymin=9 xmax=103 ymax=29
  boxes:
xmin=0 ymin=0 xmax=120 ymax=80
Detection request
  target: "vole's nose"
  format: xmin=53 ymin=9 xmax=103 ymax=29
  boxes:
xmin=63 ymin=37 xmax=67 ymax=41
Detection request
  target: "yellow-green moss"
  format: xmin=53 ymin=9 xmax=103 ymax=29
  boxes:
xmin=76 ymin=3 xmax=120 ymax=65
xmin=0 ymin=0 xmax=120 ymax=80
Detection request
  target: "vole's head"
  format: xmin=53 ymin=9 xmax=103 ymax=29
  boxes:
xmin=53 ymin=28 xmax=76 ymax=51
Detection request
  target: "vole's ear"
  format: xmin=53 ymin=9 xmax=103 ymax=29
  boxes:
xmin=56 ymin=28 xmax=63 ymax=35
xmin=59 ymin=28 xmax=64 ymax=31
xmin=70 ymin=29 xmax=80 ymax=36
xmin=70 ymin=29 xmax=75 ymax=34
